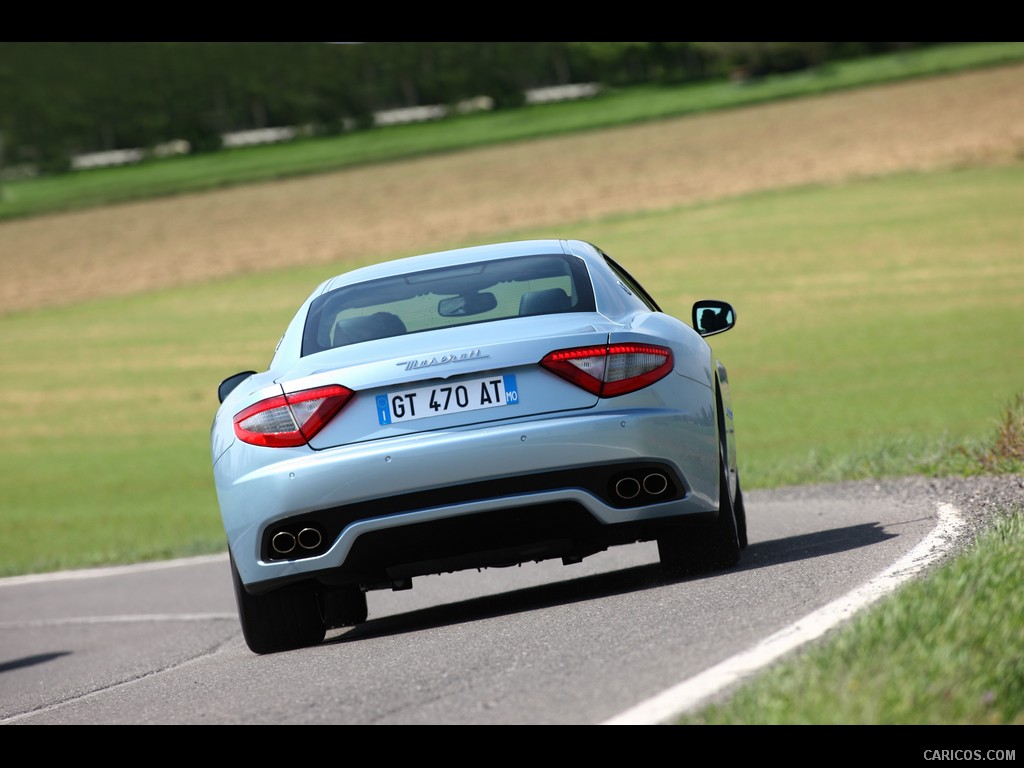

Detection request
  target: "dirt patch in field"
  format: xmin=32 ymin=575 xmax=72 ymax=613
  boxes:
xmin=2 ymin=64 xmax=1023 ymax=315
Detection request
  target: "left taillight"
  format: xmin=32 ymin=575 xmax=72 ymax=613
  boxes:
xmin=233 ymin=384 xmax=354 ymax=447
xmin=540 ymin=343 xmax=673 ymax=397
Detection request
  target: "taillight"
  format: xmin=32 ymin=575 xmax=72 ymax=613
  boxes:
xmin=233 ymin=384 xmax=354 ymax=447
xmin=540 ymin=343 xmax=673 ymax=397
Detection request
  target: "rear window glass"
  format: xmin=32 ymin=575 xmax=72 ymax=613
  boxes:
xmin=301 ymin=253 xmax=595 ymax=356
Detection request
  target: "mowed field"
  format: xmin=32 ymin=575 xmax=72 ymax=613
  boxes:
xmin=2 ymin=63 xmax=1023 ymax=314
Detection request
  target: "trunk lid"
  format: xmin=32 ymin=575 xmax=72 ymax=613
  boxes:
xmin=280 ymin=314 xmax=617 ymax=449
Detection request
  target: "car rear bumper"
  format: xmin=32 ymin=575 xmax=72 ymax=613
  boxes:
xmin=216 ymin=405 xmax=720 ymax=589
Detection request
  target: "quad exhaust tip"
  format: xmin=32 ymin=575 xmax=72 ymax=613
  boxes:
xmin=613 ymin=471 xmax=670 ymax=502
xmin=643 ymin=472 xmax=669 ymax=496
xmin=297 ymin=527 xmax=322 ymax=550
xmin=271 ymin=526 xmax=324 ymax=556
xmin=271 ymin=530 xmax=296 ymax=555
xmin=615 ymin=476 xmax=642 ymax=499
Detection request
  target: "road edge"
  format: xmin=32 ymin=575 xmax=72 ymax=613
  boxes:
xmin=602 ymin=500 xmax=966 ymax=725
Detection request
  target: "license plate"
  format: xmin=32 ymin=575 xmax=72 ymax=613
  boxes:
xmin=376 ymin=374 xmax=519 ymax=425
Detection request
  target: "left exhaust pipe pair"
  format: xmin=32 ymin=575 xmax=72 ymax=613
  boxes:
xmin=270 ymin=526 xmax=322 ymax=555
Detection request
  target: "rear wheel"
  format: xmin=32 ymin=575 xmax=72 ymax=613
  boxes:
xmin=324 ymin=585 xmax=368 ymax=629
xmin=734 ymin=474 xmax=748 ymax=550
xmin=230 ymin=552 xmax=327 ymax=654
xmin=658 ymin=385 xmax=741 ymax=575
xmin=657 ymin=446 xmax=740 ymax=575
xmin=711 ymin=437 xmax=742 ymax=568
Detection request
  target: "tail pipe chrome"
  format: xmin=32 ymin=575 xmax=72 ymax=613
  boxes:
xmin=297 ymin=527 xmax=322 ymax=550
xmin=614 ymin=476 xmax=642 ymax=500
xmin=612 ymin=470 xmax=672 ymax=504
xmin=271 ymin=530 xmax=297 ymax=555
xmin=270 ymin=525 xmax=324 ymax=556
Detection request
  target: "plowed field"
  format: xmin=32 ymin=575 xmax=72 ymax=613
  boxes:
xmin=2 ymin=64 xmax=1023 ymax=314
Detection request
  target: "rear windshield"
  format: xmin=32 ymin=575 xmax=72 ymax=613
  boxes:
xmin=301 ymin=253 xmax=595 ymax=356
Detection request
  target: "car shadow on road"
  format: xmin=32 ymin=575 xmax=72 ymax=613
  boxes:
xmin=323 ymin=520 xmax=897 ymax=645
xmin=0 ymin=651 xmax=72 ymax=674
xmin=734 ymin=518 xmax=903 ymax=573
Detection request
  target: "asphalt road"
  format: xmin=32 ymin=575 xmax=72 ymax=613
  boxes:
xmin=1 ymin=476 xmax=1017 ymax=725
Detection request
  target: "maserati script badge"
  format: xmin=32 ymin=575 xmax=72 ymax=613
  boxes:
xmin=396 ymin=349 xmax=489 ymax=371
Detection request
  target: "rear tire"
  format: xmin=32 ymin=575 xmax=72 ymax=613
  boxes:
xmin=324 ymin=585 xmax=368 ymax=629
xmin=734 ymin=474 xmax=749 ymax=550
xmin=657 ymin=445 xmax=740 ymax=575
xmin=658 ymin=384 xmax=741 ymax=575
xmin=230 ymin=552 xmax=327 ymax=654
xmin=710 ymin=445 xmax=742 ymax=568
xmin=657 ymin=524 xmax=710 ymax=576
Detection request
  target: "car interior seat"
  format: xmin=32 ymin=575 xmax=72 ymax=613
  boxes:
xmin=518 ymin=287 xmax=571 ymax=316
xmin=332 ymin=312 xmax=407 ymax=347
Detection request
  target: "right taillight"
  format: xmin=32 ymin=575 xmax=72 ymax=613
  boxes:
xmin=233 ymin=384 xmax=353 ymax=447
xmin=540 ymin=343 xmax=673 ymax=397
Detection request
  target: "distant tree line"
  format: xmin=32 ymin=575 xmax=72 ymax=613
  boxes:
xmin=0 ymin=42 xmax=933 ymax=174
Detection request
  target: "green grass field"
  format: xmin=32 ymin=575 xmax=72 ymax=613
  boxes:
xmin=2 ymin=163 xmax=1021 ymax=576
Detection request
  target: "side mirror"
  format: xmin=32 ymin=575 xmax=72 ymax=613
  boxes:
xmin=692 ymin=300 xmax=736 ymax=337
xmin=218 ymin=371 xmax=256 ymax=404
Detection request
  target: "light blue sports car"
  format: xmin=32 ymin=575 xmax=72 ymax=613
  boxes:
xmin=211 ymin=239 xmax=744 ymax=653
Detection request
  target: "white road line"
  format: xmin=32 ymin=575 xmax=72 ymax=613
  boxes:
xmin=0 ymin=553 xmax=228 ymax=588
xmin=602 ymin=501 xmax=967 ymax=725
xmin=0 ymin=613 xmax=237 ymax=629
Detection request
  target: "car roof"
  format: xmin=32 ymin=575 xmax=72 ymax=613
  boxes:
xmin=319 ymin=239 xmax=602 ymax=294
